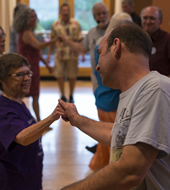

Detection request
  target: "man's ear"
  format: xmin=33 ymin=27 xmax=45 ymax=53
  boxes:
xmin=112 ymin=38 xmax=121 ymax=59
xmin=159 ymin=18 xmax=163 ymax=25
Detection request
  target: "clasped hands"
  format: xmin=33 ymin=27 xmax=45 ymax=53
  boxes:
xmin=56 ymin=35 xmax=68 ymax=43
xmin=56 ymin=99 xmax=78 ymax=125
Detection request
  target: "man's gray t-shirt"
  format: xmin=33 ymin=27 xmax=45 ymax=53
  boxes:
xmin=110 ymin=71 xmax=170 ymax=190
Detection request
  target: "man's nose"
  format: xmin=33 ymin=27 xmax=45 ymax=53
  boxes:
xmin=146 ymin=18 xmax=152 ymax=24
xmin=96 ymin=64 xmax=100 ymax=71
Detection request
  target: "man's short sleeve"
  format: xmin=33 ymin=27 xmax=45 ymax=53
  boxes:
xmin=82 ymin=32 xmax=90 ymax=52
xmin=124 ymin=88 xmax=170 ymax=158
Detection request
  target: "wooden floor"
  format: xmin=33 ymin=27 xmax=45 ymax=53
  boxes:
xmin=23 ymin=80 xmax=98 ymax=190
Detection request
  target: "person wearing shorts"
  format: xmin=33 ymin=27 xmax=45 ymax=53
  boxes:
xmin=47 ymin=3 xmax=82 ymax=103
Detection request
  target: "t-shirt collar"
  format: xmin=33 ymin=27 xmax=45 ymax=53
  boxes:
xmin=60 ymin=18 xmax=71 ymax=25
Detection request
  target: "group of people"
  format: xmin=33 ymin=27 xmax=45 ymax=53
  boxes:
xmin=0 ymin=0 xmax=170 ymax=189
xmin=83 ymin=1 xmax=170 ymax=172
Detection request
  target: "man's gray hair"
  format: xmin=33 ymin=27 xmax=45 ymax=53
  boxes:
xmin=92 ymin=2 xmax=108 ymax=16
xmin=140 ymin=6 xmax=164 ymax=21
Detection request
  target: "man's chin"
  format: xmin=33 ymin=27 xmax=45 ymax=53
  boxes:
xmin=143 ymin=28 xmax=154 ymax=36
xmin=102 ymin=80 xmax=109 ymax=88
xmin=98 ymin=22 xmax=108 ymax=29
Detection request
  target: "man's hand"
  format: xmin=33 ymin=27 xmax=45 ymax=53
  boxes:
xmin=51 ymin=37 xmax=58 ymax=44
xmin=50 ymin=105 xmax=61 ymax=121
xmin=57 ymin=35 xmax=68 ymax=43
xmin=56 ymin=99 xmax=79 ymax=125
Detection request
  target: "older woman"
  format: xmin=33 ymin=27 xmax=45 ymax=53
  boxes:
xmin=0 ymin=53 xmax=59 ymax=190
xmin=0 ymin=26 xmax=6 ymax=55
xmin=13 ymin=8 xmax=56 ymax=121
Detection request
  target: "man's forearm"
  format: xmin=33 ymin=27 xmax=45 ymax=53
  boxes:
xmin=61 ymin=161 xmax=136 ymax=190
xmin=73 ymin=115 xmax=113 ymax=146
xmin=61 ymin=143 xmax=157 ymax=190
xmin=66 ymin=40 xmax=86 ymax=53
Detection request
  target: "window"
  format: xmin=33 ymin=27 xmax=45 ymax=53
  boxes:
xmin=30 ymin=0 xmax=59 ymax=32
xmin=74 ymin=0 xmax=102 ymax=31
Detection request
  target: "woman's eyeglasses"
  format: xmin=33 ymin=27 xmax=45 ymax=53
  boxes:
xmin=8 ymin=71 xmax=33 ymax=79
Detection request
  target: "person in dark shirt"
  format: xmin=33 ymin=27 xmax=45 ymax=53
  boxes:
xmin=141 ymin=6 xmax=170 ymax=76
xmin=121 ymin=0 xmax=141 ymax=27
xmin=0 ymin=53 xmax=60 ymax=190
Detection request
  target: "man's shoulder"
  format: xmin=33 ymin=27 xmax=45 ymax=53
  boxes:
xmin=70 ymin=18 xmax=80 ymax=24
xmin=159 ymin=29 xmax=170 ymax=37
xmin=87 ymin=26 xmax=103 ymax=36
xmin=128 ymin=72 xmax=169 ymax=93
xmin=143 ymin=72 xmax=170 ymax=93
xmin=52 ymin=19 xmax=61 ymax=27
xmin=88 ymin=26 xmax=98 ymax=32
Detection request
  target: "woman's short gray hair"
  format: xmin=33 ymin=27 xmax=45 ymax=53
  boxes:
xmin=105 ymin=12 xmax=133 ymax=34
xmin=0 ymin=53 xmax=30 ymax=90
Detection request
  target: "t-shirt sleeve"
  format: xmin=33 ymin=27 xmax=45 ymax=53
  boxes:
xmin=0 ymin=112 xmax=26 ymax=151
xmin=124 ymin=88 xmax=170 ymax=158
xmin=82 ymin=32 xmax=90 ymax=52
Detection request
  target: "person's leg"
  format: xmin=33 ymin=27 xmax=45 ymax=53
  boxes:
xmin=32 ymin=95 xmax=40 ymax=122
xmin=54 ymin=58 xmax=67 ymax=101
xmin=68 ymin=77 xmax=76 ymax=103
xmin=67 ymin=60 xmax=78 ymax=103
xmin=58 ymin=77 xmax=65 ymax=96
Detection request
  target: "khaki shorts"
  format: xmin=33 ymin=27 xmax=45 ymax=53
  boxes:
xmin=53 ymin=58 xmax=78 ymax=78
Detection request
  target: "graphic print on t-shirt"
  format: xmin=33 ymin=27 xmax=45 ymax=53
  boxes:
xmin=110 ymin=108 xmax=130 ymax=163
